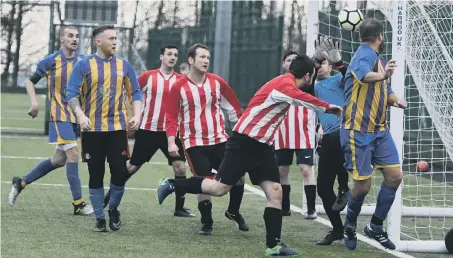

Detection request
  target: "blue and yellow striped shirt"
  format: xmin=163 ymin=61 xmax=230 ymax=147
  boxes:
xmin=342 ymin=44 xmax=394 ymax=132
xmin=35 ymin=50 xmax=83 ymax=123
xmin=66 ymin=54 xmax=142 ymax=132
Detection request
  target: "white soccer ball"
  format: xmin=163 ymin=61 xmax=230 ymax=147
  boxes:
xmin=338 ymin=7 xmax=364 ymax=32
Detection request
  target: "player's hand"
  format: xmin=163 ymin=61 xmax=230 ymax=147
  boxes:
xmin=168 ymin=143 xmax=180 ymax=157
xmin=393 ymin=99 xmax=408 ymax=109
xmin=28 ymin=102 xmax=39 ymax=118
xmin=317 ymin=125 xmax=324 ymax=144
xmin=322 ymin=38 xmax=341 ymax=64
xmin=325 ymin=104 xmax=343 ymax=116
xmin=77 ymin=114 xmax=92 ymax=130
xmin=128 ymin=115 xmax=141 ymax=131
xmin=384 ymin=60 xmax=397 ymax=79
xmin=313 ymin=36 xmax=327 ymax=63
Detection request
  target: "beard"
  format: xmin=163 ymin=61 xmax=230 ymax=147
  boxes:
xmin=379 ymin=40 xmax=385 ymax=53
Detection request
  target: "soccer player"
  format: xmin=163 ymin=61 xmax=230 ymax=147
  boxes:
xmin=165 ymin=43 xmax=248 ymax=235
xmin=66 ymin=25 xmax=143 ymax=232
xmin=7 ymin=25 xmax=93 ymax=216
xmin=179 ymin=62 xmax=189 ymax=75
xmin=311 ymin=39 xmax=350 ymax=245
xmin=158 ymin=54 xmax=343 ymax=256
xmin=274 ymin=51 xmax=318 ymax=219
xmin=103 ymin=45 xmax=193 ymax=217
xmin=341 ymin=19 xmax=407 ymax=250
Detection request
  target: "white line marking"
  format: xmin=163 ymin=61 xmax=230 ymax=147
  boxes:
xmin=0 ymin=155 xmax=167 ymax=165
xmin=1 ymin=127 xmax=42 ymax=131
xmin=243 ymin=184 xmax=414 ymax=258
xmin=1 ymin=117 xmax=40 ymax=121
xmin=0 ymin=181 xmax=254 ymax=194
xmin=1 ymin=135 xmax=47 ymax=140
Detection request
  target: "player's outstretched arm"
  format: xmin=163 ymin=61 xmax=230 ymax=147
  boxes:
xmin=218 ymin=76 xmax=243 ymax=122
xmin=322 ymin=38 xmax=348 ymax=77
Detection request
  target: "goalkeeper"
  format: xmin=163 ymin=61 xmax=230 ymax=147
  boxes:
xmin=340 ymin=19 xmax=407 ymax=250
xmin=311 ymin=38 xmax=350 ymax=245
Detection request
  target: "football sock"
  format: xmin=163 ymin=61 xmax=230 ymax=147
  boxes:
xmin=264 ymin=207 xmax=283 ymax=248
xmin=174 ymin=176 xmax=186 ymax=210
xmin=227 ymin=185 xmax=244 ymax=214
xmin=371 ymin=183 xmax=397 ymax=231
xmin=281 ymin=185 xmax=291 ymax=212
xmin=305 ymin=185 xmax=316 ymax=213
xmin=345 ymin=191 xmax=365 ymax=226
xmin=109 ymin=183 xmax=125 ymax=210
xmin=198 ymin=200 xmax=213 ymax=226
xmin=171 ymin=176 xmax=204 ymax=194
xmin=23 ymin=159 xmax=55 ymax=184
xmin=89 ymin=188 xmax=105 ymax=219
xmin=66 ymin=162 xmax=82 ymax=201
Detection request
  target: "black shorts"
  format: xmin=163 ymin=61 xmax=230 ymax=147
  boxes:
xmin=275 ymin=148 xmax=315 ymax=166
xmin=185 ymin=142 xmax=226 ymax=179
xmin=81 ymin=130 xmax=130 ymax=163
xmin=215 ymin=132 xmax=280 ymax=186
xmin=129 ymin=129 xmax=185 ymax=166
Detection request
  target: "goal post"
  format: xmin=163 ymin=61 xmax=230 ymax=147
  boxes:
xmin=307 ymin=0 xmax=453 ymax=253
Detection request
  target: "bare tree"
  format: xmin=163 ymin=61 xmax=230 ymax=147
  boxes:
xmin=172 ymin=0 xmax=179 ymax=27
xmin=1 ymin=1 xmax=17 ymax=82
xmin=287 ymin=1 xmax=297 ymax=50
xmin=154 ymin=0 xmax=165 ymax=29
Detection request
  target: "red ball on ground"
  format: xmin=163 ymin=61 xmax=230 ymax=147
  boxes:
xmin=416 ymin=160 xmax=429 ymax=172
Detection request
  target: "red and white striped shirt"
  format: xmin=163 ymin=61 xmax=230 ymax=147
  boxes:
xmin=274 ymin=106 xmax=316 ymax=150
xmin=137 ymin=69 xmax=182 ymax=131
xmin=233 ymin=73 xmax=329 ymax=145
xmin=166 ymin=73 xmax=242 ymax=149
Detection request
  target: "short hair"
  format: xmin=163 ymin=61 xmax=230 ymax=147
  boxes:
xmin=59 ymin=25 xmax=78 ymax=37
xmin=289 ymin=55 xmax=315 ymax=79
xmin=160 ymin=45 xmax=178 ymax=55
xmin=283 ymin=51 xmax=298 ymax=61
xmin=359 ymin=19 xmax=384 ymax=43
xmin=187 ymin=43 xmax=209 ymax=59
xmin=92 ymin=25 xmax=115 ymax=39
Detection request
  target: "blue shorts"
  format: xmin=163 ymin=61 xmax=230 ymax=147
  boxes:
xmin=340 ymin=128 xmax=400 ymax=180
xmin=48 ymin=122 xmax=78 ymax=144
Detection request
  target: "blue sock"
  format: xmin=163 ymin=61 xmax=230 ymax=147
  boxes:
xmin=66 ymin=162 xmax=82 ymax=201
xmin=346 ymin=191 xmax=365 ymax=226
xmin=23 ymin=159 xmax=55 ymax=184
xmin=89 ymin=188 xmax=105 ymax=219
xmin=109 ymin=183 xmax=125 ymax=210
xmin=371 ymin=183 xmax=397 ymax=231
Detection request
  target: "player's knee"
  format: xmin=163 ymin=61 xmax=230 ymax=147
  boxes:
xmin=211 ymin=182 xmax=230 ymax=197
xmin=279 ymin=166 xmax=290 ymax=178
xmin=65 ymin=147 xmax=79 ymax=163
xmin=385 ymin=172 xmax=403 ymax=188
xmin=51 ymin=153 xmax=66 ymax=168
xmin=266 ymin=182 xmax=283 ymax=204
xmin=353 ymin=178 xmax=371 ymax=195
xmin=299 ymin=164 xmax=314 ymax=178
xmin=172 ymin=161 xmax=186 ymax=176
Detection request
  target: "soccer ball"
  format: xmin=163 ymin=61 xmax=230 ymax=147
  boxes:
xmin=416 ymin=160 xmax=429 ymax=172
xmin=338 ymin=7 xmax=364 ymax=32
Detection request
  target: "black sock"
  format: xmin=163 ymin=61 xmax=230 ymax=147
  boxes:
xmin=371 ymin=214 xmax=384 ymax=225
xmin=171 ymin=176 xmax=204 ymax=194
xmin=263 ymin=207 xmax=282 ymax=248
xmin=198 ymin=200 xmax=213 ymax=226
xmin=281 ymin=185 xmax=291 ymax=212
xmin=305 ymin=185 xmax=316 ymax=213
xmin=174 ymin=176 xmax=186 ymax=210
xmin=227 ymin=185 xmax=244 ymax=214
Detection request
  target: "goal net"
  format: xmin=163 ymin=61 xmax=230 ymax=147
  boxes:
xmin=306 ymin=0 xmax=453 ymax=253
